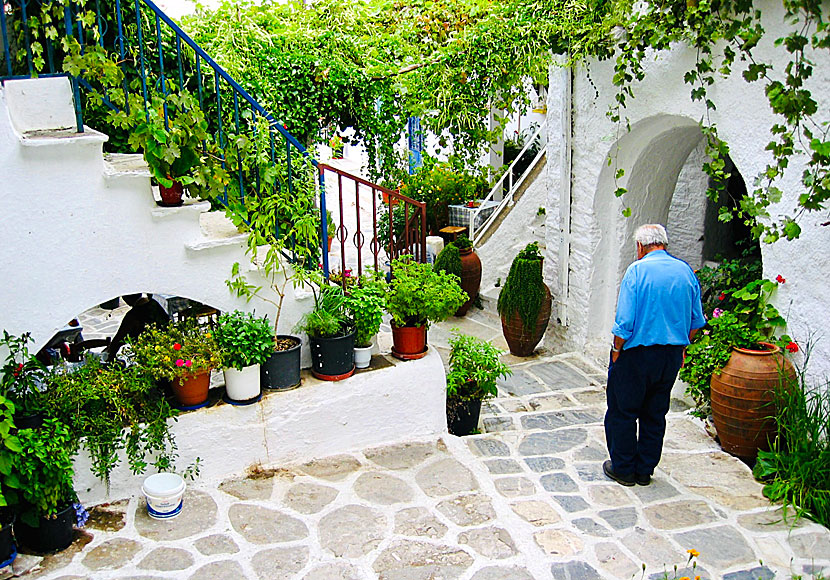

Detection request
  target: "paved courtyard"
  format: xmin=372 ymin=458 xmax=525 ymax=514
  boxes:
xmin=9 ymin=302 xmax=830 ymax=579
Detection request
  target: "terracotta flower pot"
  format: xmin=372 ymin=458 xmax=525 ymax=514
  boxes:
xmin=391 ymin=323 xmax=427 ymax=359
xmin=710 ymin=342 xmax=796 ymax=461
xmin=172 ymin=370 xmax=210 ymax=408
xmin=500 ymin=284 xmax=552 ymax=357
xmin=158 ymin=180 xmax=184 ymax=207
xmin=455 ymin=247 xmax=481 ymax=317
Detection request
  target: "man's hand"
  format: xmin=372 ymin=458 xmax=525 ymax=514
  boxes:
xmin=611 ymin=349 xmax=620 ymax=364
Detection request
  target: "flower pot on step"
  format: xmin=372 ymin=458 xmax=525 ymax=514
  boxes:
xmin=455 ymin=247 xmax=481 ymax=316
xmin=310 ymin=329 xmax=355 ymax=380
xmin=710 ymin=342 xmax=796 ymax=461
xmin=14 ymin=504 xmax=74 ymax=553
xmin=171 ymin=370 xmax=210 ymax=408
xmin=157 ymin=180 xmax=184 ymax=207
xmin=223 ymin=365 xmax=261 ymax=402
xmin=391 ymin=323 xmax=427 ymax=359
xmin=501 ymin=284 xmax=552 ymax=357
xmin=354 ymin=344 xmax=373 ymax=369
xmin=261 ymin=335 xmax=301 ymax=391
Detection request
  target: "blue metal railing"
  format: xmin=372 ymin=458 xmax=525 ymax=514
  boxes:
xmin=0 ymin=0 xmax=426 ymax=277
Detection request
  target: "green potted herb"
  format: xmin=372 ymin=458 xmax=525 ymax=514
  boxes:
xmin=214 ymin=311 xmax=274 ymax=403
xmin=12 ymin=418 xmax=82 ymax=553
xmin=131 ymin=319 xmax=222 ymax=409
xmin=0 ymin=332 xmax=47 ymax=428
xmin=344 ymin=270 xmax=388 ymax=368
xmin=0 ymin=395 xmax=20 ymax=565
xmin=385 ymin=257 xmax=467 ymax=358
xmin=296 ymin=284 xmax=355 ymax=380
xmin=434 ymin=235 xmax=481 ymax=317
xmin=497 ymin=242 xmax=552 ymax=356
xmin=446 ymin=333 xmax=511 ymax=435
xmin=42 ymin=357 xmax=179 ymax=486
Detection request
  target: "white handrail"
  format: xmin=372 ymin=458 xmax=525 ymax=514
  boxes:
xmin=470 ymin=117 xmax=548 ymax=245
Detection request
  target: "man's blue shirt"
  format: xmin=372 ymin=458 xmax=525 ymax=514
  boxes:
xmin=612 ymin=250 xmax=706 ymax=349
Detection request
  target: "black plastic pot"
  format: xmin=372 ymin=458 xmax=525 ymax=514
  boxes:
xmin=0 ymin=516 xmax=16 ymax=567
xmin=13 ymin=412 xmax=44 ymax=430
xmin=261 ymin=335 xmax=302 ymax=391
xmin=15 ymin=505 xmax=75 ymax=553
xmin=446 ymin=398 xmax=483 ymax=436
xmin=309 ymin=329 xmax=355 ymax=381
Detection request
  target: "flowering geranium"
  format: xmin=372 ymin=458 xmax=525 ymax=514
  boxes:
xmin=776 ymin=274 xmax=786 ymax=284
xmin=712 ymin=308 xmax=723 ymax=318
xmin=718 ymin=292 xmax=726 ymax=301
xmin=786 ymin=341 xmax=799 ymax=353
xmin=129 ymin=319 xmax=221 ymax=381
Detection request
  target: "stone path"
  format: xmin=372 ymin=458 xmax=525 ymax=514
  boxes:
xmin=16 ymin=288 xmax=828 ymax=579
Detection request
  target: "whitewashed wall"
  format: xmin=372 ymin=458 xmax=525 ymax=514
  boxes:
xmin=546 ymin=0 xmax=830 ymax=380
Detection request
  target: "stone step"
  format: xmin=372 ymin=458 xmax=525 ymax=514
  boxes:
xmin=18 ymin=127 xmax=108 ymax=149
xmin=184 ymin=210 xmax=247 ymax=251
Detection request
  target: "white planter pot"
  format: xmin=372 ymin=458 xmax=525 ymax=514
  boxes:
xmin=354 ymin=345 xmax=373 ymax=369
xmin=223 ymin=364 xmax=261 ymax=401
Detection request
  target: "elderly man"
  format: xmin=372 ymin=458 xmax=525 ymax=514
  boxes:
xmin=603 ymin=224 xmax=706 ymax=486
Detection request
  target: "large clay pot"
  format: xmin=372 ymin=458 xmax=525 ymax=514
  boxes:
xmin=500 ymin=284 xmax=551 ymax=357
xmin=710 ymin=342 xmax=796 ymax=461
xmin=171 ymin=370 xmax=211 ymax=408
xmin=391 ymin=323 xmax=427 ymax=359
xmin=455 ymin=247 xmax=481 ymax=317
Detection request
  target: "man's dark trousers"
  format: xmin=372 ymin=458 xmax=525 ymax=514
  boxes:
xmin=605 ymin=345 xmax=684 ymax=477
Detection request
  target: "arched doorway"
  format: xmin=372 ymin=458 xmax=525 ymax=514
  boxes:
xmin=585 ymin=114 xmax=757 ymax=353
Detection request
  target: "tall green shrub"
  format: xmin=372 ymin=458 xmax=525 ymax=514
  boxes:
xmin=433 ymin=244 xmax=461 ymax=278
xmin=497 ymin=242 xmax=545 ymax=331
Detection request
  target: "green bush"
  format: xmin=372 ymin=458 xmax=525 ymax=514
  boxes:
xmin=754 ymin=360 xmax=830 ymax=528
xmin=497 ymin=242 xmax=545 ymax=331
xmin=446 ymin=333 xmax=511 ymax=401
xmin=386 ymin=258 xmax=467 ymax=327
xmin=433 ymin=243 xmax=462 ymax=278
xmin=214 ymin=311 xmax=275 ymax=369
xmin=345 ymin=272 xmax=388 ymax=348
xmin=297 ymin=285 xmax=354 ymax=338
xmin=130 ymin=319 xmax=223 ymax=381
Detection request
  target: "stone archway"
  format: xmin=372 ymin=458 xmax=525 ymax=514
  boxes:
xmin=583 ymin=114 xmax=754 ymax=354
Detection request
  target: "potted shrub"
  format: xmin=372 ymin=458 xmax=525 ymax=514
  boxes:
xmin=296 ymin=285 xmax=355 ymax=380
xmin=680 ymin=276 xmax=795 ymax=460
xmin=131 ymin=319 xmax=222 ymax=409
xmin=214 ymin=311 xmax=274 ymax=403
xmin=344 ymin=271 xmax=387 ymax=369
xmin=497 ymin=242 xmax=552 ymax=356
xmin=42 ymin=357 xmax=180 ymax=485
xmin=434 ymin=235 xmax=481 ymax=317
xmin=113 ymin=88 xmax=211 ymax=206
xmin=0 ymin=331 xmax=47 ymax=429
xmin=12 ymin=418 xmax=83 ymax=553
xmin=446 ymin=333 xmax=511 ymax=436
xmin=385 ymin=257 xmax=467 ymax=359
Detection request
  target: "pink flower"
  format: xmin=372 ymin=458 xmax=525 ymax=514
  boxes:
xmin=173 ymin=342 xmax=182 ymax=351
xmin=344 ymin=269 xmax=352 ymax=277
xmin=175 ymin=359 xmax=185 ymax=367
xmin=712 ymin=308 xmax=723 ymax=318
xmin=786 ymin=342 xmax=799 ymax=353
xmin=776 ymin=275 xmax=786 ymax=284
xmin=185 ymin=360 xmax=193 ymax=368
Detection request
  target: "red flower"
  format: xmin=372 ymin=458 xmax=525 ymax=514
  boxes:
xmin=776 ymin=275 xmax=786 ymax=284
xmin=785 ymin=342 xmax=799 ymax=353
xmin=173 ymin=343 xmax=182 ymax=351
xmin=11 ymin=363 xmax=23 ymax=377
xmin=718 ymin=292 xmax=726 ymax=301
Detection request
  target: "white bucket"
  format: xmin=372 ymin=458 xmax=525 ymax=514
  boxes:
xmin=354 ymin=345 xmax=372 ymax=369
xmin=224 ymin=364 xmax=261 ymax=401
xmin=142 ymin=473 xmax=185 ymax=520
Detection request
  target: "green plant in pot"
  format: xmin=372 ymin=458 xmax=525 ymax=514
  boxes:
xmin=434 ymin=235 xmax=481 ymax=317
xmin=0 ymin=331 xmax=47 ymax=428
xmin=446 ymin=332 xmax=511 ymax=436
xmin=11 ymin=418 xmax=82 ymax=553
xmin=497 ymin=242 xmax=552 ymax=356
xmin=130 ymin=319 xmax=222 ymax=409
xmin=214 ymin=311 xmax=274 ymax=403
xmin=0 ymin=395 xmax=21 ymax=565
xmin=386 ymin=257 xmax=467 ymax=358
xmin=296 ymin=284 xmax=355 ymax=380
xmin=42 ymin=356 xmax=179 ymax=488
xmin=344 ymin=270 xmax=388 ymax=369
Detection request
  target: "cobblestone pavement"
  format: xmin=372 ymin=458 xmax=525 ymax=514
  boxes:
xmin=13 ymin=302 xmax=829 ymax=579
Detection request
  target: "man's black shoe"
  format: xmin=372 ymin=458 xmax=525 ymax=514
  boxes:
xmin=635 ymin=473 xmax=651 ymax=486
xmin=602 ymin=460 xmax=635 ymax=487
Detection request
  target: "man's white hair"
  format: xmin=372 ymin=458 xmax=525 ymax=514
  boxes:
xmin=635 ymin=224 xmax=668 ymax=247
